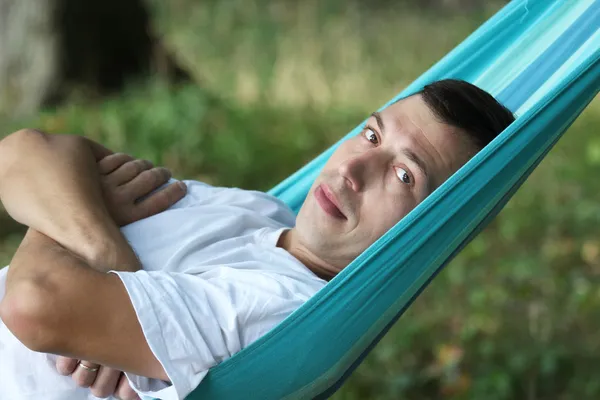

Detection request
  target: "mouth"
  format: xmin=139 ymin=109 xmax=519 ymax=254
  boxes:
xmin=315 ymin=183 xmax=347 ymax=220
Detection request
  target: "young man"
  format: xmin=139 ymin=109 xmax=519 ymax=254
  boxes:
xmin=0 ymin=80 xmax=514 ymax=400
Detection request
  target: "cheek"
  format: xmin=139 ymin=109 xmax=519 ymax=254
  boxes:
xmin=361 ymin=193 xmax=414 ymax=237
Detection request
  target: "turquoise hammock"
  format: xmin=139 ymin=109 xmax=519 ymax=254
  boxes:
xmin=183 ymin=0 xmax=600 ymax=398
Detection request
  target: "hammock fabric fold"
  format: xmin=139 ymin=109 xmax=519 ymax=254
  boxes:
xmin=186 ymin=1 xmax=599 ymax=398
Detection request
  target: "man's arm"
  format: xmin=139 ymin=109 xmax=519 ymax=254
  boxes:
xmin=0 ymin=128 xmax=183 ymax=394
xmin=0 ymin=129 xmax=137 ymax=270
xmin=0 ymin=229 xmax=169 ymax=381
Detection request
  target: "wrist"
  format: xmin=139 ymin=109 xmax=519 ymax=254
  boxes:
xmin=77 ymin=226 xmax=141 ymax=273
xmin=85 ymin=242 xmax=141 ymax=273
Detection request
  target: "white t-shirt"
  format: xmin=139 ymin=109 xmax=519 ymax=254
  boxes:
xmin=0 ymin=181 xmax=327 ymax=400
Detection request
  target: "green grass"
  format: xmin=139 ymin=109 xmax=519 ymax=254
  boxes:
xmin=2 ymin=0 xmax=600 ymax=398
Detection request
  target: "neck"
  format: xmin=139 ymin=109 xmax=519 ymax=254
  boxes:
xmin=276 ymin=229 xmax=339 ymax=281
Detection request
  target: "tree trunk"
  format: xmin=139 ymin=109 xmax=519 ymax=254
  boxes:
xmin=0 ymin=0 xmax=60 ymax=116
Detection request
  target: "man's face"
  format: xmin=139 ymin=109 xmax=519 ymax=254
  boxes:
xmin=294 ymin=94 xmax=477 ymax=271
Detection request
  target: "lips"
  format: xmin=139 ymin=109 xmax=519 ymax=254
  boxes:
xmin=315 ymin=183 xmax=346 ymax=220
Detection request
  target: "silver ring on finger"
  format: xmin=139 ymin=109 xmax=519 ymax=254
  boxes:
xmin=77 ymin=361 xmax=100 ymax=373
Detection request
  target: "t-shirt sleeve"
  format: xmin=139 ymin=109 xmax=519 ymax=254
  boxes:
xmin=108 ymin=269 xmax=298 ymax=400
xmin=108 ymin=270 xmax=244 ymax=399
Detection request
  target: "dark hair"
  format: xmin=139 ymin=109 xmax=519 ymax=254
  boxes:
xmin=418 ymin=79 xmax=515 ymax=150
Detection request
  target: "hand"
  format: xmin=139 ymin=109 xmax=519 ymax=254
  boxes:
xmin=56 ymin=358 xmax=140 ymax=399
xmin=98 ymin=153 xmax=187 ymax=227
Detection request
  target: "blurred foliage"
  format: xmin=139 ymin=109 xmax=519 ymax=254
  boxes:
xmin=1 ymin=0 xmax=599 ymax=398
xmin=145 ymin=0 xmax=507 ymax=110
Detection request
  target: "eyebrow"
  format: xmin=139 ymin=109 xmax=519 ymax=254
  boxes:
xmin=371 ymin=112 xmax=385 ymax=135
xmin=402 ymin=148 xmax=429 ymax=182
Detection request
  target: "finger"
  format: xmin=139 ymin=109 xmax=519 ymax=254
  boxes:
xmin=124 ymin=167 xmax=172 ymax=200
xmin=109 ymin=159 xmax=154 ymax=186
xmin=115 ymin=373 xmax=141 ymax=400
xmin=98 ymin=153 xmax=135 ymax=175
xmin=132 ymin=181 xmax=187 ymax=221
xmin=71 ymin=361 xmax=101 ymax=388
xmin=90 ymin=368 xmax=123 ymax=399
xmin=56 ymin=356 xmax=80 ymax=376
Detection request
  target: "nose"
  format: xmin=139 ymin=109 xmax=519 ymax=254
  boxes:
xmin=338 ymin=150 xmax=379 ymax=192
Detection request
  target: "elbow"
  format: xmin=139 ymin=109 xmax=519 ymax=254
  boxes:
xmin=1 ymin=129 xmax=49 ymax=151
xmin=0 ymin=129 xmax=49 ymax=174
xmin=0 ymin=281 xmax=60 ymax=353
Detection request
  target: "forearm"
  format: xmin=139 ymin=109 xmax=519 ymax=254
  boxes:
xmin=0 ymin=129 xmax=138 ymax=270
xmin=0 ymin=129 xmax=112 ymax=250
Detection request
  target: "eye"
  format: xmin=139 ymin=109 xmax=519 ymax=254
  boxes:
xmin=395 ymin=167 xmax=412 ymax=185
xmin=363 ymin=127 xmax=379 ymax=145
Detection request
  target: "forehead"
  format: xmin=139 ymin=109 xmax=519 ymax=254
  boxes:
xmin=375 ymin=94 xmax=456 ymax=155
xmin=379 ymin=95 xmax=439 ymax=132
